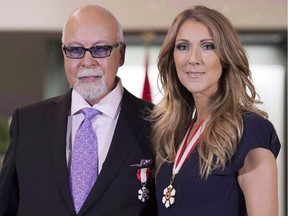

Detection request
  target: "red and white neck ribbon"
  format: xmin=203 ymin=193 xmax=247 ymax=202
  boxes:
xmin=137 ymin=167 xmax=150 ymax=184
xmin=172 ymin=119 xmax=208 ymax=176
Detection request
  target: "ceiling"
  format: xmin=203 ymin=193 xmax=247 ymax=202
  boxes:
xmin=0 ymin=0 xmax=287 ymax=32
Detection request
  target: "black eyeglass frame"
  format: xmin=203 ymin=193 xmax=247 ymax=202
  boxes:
xmin=62 ymin=42 xmax=124 ymax=59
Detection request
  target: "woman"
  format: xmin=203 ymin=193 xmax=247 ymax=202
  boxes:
xmin=151 ymin=5 xmax=281 ymax=216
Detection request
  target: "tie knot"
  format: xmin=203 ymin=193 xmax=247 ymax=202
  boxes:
xmin=81 ymin=108 xmax=101 ymax=121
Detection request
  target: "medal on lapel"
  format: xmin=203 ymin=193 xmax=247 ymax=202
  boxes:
xmin=137 ymin=167 xmax=150 ymax=202
xmin=162 ymin=118 xmax=208 ymax=208
xmin=138 ymin=185 xmax=150 ymax=202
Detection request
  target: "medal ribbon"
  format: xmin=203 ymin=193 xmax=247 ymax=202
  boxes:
xmin=162 ymin=118 xmax=208 ymax=208
xmin=137 ymin=167 xmax=150 ymax=184
xmin=172 ymin=118 xmax=208 ymax=176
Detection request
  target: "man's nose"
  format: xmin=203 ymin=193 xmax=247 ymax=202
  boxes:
xmin=81 ymin=50 xmax=98 ymax=67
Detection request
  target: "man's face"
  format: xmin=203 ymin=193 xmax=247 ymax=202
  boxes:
xmin=62 ymin=9 xmax=125 ymax=104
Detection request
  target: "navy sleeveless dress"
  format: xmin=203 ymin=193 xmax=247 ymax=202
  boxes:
xmin=156 ymin=113 xmax=281 ymax=216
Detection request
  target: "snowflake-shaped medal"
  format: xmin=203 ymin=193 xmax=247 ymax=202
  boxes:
xmin=162 ymin=184 xmax=176 ymax=208
xmin=138 ymin=186 xmax=150 ymax=202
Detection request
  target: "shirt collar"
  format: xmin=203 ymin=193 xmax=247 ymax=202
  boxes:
xmin=71 ymin=77 xmax=124 ymax=119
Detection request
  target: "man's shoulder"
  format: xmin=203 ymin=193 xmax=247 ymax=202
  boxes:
xmin=17 ymin=90 xmax=71 ymax=113
xmin=121 ymin=89 xmax=154 ymax=119
xmin=122 ymin=89 xmax=154 ymax=109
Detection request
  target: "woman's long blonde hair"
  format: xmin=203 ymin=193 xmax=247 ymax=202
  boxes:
xmin=151 ymin=5 xmax=267 ymax=179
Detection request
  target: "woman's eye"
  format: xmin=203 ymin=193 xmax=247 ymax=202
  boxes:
xmin=202 ymin=43 xmax=215 ymax=50
xmin=175 ymin=43 xmax=189 ymax=51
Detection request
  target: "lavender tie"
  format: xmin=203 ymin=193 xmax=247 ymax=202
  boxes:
xmin=70 ymin=108 xmax=101 ymax=214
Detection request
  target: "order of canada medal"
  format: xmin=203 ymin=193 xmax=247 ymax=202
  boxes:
xmin=138 ymin=186 xmax=150 ymax=202
xmin=162 ymin=184 xmax=176 ymax=208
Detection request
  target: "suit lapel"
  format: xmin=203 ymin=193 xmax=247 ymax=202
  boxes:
xmin=46 ymin=90 xmax=75 ymax=214
xmin=79 ymin=90 xmax=145 ymax=215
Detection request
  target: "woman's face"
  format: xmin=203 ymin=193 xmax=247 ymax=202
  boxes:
xmin=173 ymin=20 xmax=222 ymax=99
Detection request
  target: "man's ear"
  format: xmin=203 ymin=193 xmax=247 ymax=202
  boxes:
xmin=119 ymin=43 xmax=126 ymax=66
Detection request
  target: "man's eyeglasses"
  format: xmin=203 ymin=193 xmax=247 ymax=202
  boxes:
xmin=62 ymin=42 xmax=124 ymax=59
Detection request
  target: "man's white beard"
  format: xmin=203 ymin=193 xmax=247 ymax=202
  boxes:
xmin=74 ymin=69 xmax=108 ymax=101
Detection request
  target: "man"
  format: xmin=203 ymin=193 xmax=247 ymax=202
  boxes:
xmin=0 ymin=5 xmax=157 ymax=216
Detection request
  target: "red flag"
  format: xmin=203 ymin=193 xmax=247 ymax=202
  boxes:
xmin=142 ymin=53 xmax=152 ymax=102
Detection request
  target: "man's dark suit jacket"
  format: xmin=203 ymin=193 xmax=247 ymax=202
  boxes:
xmin=0 ymin=89 xmax=157 ymax=216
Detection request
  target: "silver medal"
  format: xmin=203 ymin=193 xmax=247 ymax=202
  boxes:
xmin=138 ymin=186 xmax=150 ymax=202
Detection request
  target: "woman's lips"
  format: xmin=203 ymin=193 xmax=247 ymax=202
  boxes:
xmin=186 ymin=71 xmax=205 ymax=78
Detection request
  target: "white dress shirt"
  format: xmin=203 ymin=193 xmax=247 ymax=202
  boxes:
xmin=66 ymin=79 xmax=123 ymax=174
